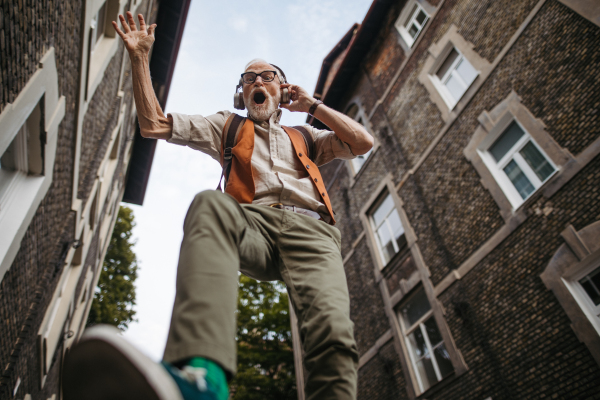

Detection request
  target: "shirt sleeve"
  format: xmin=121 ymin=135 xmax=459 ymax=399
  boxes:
xmin=307 ymin=125 xmax=356 ymax=167
xmin=167 ymin=110 xmax=232 ymax=163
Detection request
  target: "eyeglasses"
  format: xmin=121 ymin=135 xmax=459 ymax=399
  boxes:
xmin=240 ymin=70 xmax=278 ymax=84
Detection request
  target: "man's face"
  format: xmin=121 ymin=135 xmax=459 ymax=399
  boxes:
xmin=242 ymin=61 xmax=281 ymax=122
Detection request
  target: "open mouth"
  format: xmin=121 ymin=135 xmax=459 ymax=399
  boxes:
xmin=253 ymin=92 xmax=266 ymax=105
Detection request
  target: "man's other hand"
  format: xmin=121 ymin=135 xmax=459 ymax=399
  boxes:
xmin=112 ymin=12 xmax=156 ymax=56
xmin=279 ymin=84 xmax=316 ymax=114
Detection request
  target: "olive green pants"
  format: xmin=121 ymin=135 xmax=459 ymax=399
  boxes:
xmin=163 ymin=190 xmax=358 ymax=400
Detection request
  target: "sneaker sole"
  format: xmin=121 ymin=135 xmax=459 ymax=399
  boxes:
xmin=63 ymin=325 xmax=183 ymax=400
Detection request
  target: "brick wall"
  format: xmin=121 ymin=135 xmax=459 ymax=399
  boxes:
xmin=317 ymin=0 xmax=600 ymax=398
xmin=0 ymin=0 xmax=149 ymax=398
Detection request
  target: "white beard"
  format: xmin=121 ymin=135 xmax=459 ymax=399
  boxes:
xmin=245 ymin=88 xmax=280 ymax=122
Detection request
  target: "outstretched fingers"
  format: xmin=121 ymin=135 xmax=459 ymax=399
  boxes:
xmin=112 ymin=20 xmax=126 ymax=39
xmin=119 ymin=14 xmax=131 ymax=33
xmin=126 ymin=11 xmax=138 ymax=31
xmin=138 ymin=14 xmax=147 ymax=32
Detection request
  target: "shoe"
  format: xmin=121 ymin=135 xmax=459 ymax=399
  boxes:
xmin=63 ymin=325 xmax=221 ymax=400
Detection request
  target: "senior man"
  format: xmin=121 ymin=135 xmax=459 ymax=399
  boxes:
xmin=64 ymin=12 xmax=373 ymax=400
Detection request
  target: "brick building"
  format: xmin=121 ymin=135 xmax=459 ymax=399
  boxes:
xmin=294 ymin=0 xmax=600 ymax=398
xmin=0 ymin=0 xmax=189 ymax=398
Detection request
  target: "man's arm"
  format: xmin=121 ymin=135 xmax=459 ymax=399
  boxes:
xmin=280 ymin=84 xmax=373 ymax=155
xmin=112 ymin=12 xmax=173 ymax=140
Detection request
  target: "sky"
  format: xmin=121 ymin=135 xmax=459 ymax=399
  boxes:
xmin=122 ymin=0 xmax=374 ymax=361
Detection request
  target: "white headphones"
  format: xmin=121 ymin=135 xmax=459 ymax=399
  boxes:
xmin=234 ymin=64 xmax=291 ymax=110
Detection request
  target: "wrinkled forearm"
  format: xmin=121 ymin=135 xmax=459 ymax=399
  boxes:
xmin=130 ymin=53 xmax=173 ymax=139
xmin=313 ymin=105 xmax=373 ymax=155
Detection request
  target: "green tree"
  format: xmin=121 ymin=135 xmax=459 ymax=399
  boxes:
xmin=87 ymin=206 xmax=138 ymax=330
xmin=230 ymin=276 xmax=297 ymax=400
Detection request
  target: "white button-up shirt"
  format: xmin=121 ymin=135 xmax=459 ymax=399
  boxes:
xmin=167 ymin=109 xmax=355 ymax=220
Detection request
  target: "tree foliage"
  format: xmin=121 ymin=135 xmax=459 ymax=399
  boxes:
xmin=230 ymin=276 xmax=297 ymax=400
xmin=87 ymin=206 xmax=138 ymax=330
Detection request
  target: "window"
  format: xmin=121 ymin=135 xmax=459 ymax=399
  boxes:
xmin=398 ymin=287 xmax=454 ymax=393
xmin=432 ymin=47 xmax=478 ymax=109
xmin=345 ymin=103 xmax=374 ymax=175
xmin=370 ymin=193 xmax=406 ymax=264
xmin=90 ymin=2 xmax=107 ymax=52
xmin=396 ymin=1 xmax=430 ymax=47
xmin=577 ymin=266 xmax=600 ymax=320
xmin=0 ymin=102 xmax=43 ymax=209
xmin=481 ymin=121 xmax=556 ymax=209
xmin=418 ymin=25 xmax=491 ymax=122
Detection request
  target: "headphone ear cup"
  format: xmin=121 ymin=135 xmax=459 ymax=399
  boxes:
xmin=280 ymin=87 xmax=290 ymax=104
xmin=233 ymin=92 xmax=245 ymax=110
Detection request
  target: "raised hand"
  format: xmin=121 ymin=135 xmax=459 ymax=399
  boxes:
xmin=279 ymin=84 xmax=316 ymax=113
xmin=112 ymin=12 xmax=156 ymax=56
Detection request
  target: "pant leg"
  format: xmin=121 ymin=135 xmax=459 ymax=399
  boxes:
xmin=162 ymin=190 xmax=276 ymax=375
xmin=277 ymin=212 xmax=359 ymax=400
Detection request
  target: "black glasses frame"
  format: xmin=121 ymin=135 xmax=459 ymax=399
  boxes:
xmin=240 ymin=70 xmax=278 ymax=84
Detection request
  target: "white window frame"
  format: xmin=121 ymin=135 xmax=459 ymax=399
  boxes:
xmin=478 ymin=120 xmax=557 ymax=209
xmin=431 ymin=47 xmax=478 ymax=110
xmin=397 ymin=287 xmax=454 ymax=394
xmin=369 ymin=192 xmax=407 ymax=266
xmin=395 ymin=0 xmax=430 ymax=47
xmin=0 ymin=48 xmax=65 ymax=283
xmin=418 ymin=25 xmax=492 ymax=122
xmin=565 ymin=254 xmax=600 ymax=333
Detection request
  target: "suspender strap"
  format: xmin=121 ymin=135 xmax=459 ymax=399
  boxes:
xmin=292 ymin=125 xmax=315 ymax=162
xmin=217 ymin=113 xmax=245 ymax=191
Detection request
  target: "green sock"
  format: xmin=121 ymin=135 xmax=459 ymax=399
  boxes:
xmin=186 ymin=357 xmax=229 ymax=399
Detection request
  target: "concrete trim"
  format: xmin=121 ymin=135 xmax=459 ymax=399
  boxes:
xmin=0 ymin=48 xmax=66 ymax=283
xmin=464 ymin=90 xmax=573 ymax=222
xmin=418 ymin=25 xmax=493 ymax=122
xmin=540 ymin=222 xmax=600 ymax=366
xmin=557 ymin=0 xmax=600 ymax=27
xmin=358 ymin=329 xmax=393 ymax=369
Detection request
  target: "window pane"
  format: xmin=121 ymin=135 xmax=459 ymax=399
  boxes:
xmin=351 ymin=157 xmax=366 ymax=173
xmin=444 ymin=73 xmax=466 ymax=102
xmin=416 ymin=357 xmax=438 ymax=392
xmin=579 ymin=267 xmax=600 ymax=306
xmin=401 ymin=288 xmax=431 ymax=327
xmin=408 ymin=326 xmax=428 ymax=359
xmin=404 ymin=4 xmax=418 ymax=27
xmin=95 ymin=2 xmax=107 ymax=43
xmin=408 ymin=23 xmax=419 ymax=38
xmin=489 ymin=122 xmax=525 ymax=162
xmin=416 ymin=10 xmax=428 ymax=25
xmin=520 ymin=141 xmax=555 ymax=182
xmin=434 ymin=343 xmax=454 ymax=379
xmin=436 ymin=48 xmax=459 ymax=79
xmin=377 ymin=225 xmax=396 ymax=263
xmin=372 ymin=194 xmax=395 ymax=227
xmin=388 ymin=209 xmax=405 ymax=242
xmin=504 ymin=160 xmax=535 ymax=199
xmin=424 ymin=316 xmax=443 ymax=346
xmin=455 ymin=58 xmax=477 ymax=87
xmin=1 ymin=136 xmax=17 ymax=171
